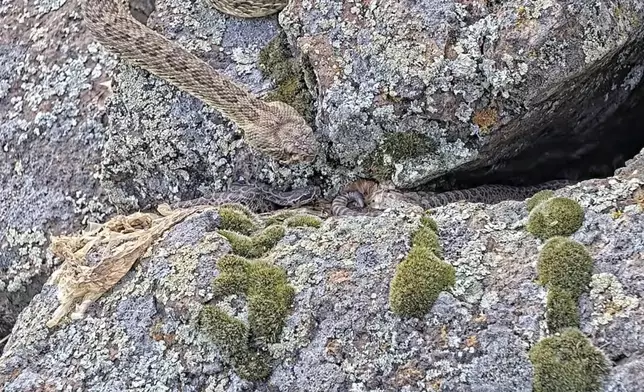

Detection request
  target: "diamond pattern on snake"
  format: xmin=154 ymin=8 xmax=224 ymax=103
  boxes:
xmin=82 ymin=0 xmax=318 ymax=164
xmin=331 ymin=179 xmax=574 ymax=217
xmin=170 ymin=183 xmax=320 ymax=213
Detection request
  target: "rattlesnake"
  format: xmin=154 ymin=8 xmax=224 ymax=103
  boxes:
xmin=170 ymin=183 xmax=320 ymax=212
xmin=82 ymin=0 xmax=318 ymax=164
xmin=331 ymin=179 xmax=574 ymax=216
xmin=81 ymin=1 xmax=575 ymax=217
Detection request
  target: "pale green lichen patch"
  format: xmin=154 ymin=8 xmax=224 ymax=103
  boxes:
xmin=526 ymin=190 xmax=555 ymax=212
xmin=589 ymin=272 xmax=640 ymax=326
xmin=528 ymin=328 xmax=609 ymax=392
xmin=527 ymin=197 xmax=585 ymax=239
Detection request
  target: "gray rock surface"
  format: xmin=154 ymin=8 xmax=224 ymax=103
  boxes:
xmin=2 ymin=0 xmax=644 ymax=386
xmin=0 ymin=0 xmax=115 ymax=341
xmin=281 ymin=0 xmax=644 ymax=188
xmin=1 ymin=151 xmax=642 ymax=390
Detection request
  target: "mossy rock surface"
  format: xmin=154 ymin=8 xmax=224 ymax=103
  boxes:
xmin=411 ymin=225 xmax=442 ymax=258
xmin=285 ymin=214 xmax=323 ymax=228
xmin=213 ymin=256 xmax=294 ymax=343
xmin=198 ymin=306 xmax=272 ymax=381
xmin=528 ymin=328 xmax=609 ymax=392
xmin=218 ymin=224 xmax=286 ymax=259
xmin=263 ymin=211 xmax=296 ymax=226
xmin=389 ymin=246 xmax=455 ymax=318
xmin=537 ymin=237 xmax=593 ymax=298
xmin=200 ymin=254 xmax=296 ymax=381
xmin=218 ymin=206 xmax=258 ymax=236
xmin=526 ymin=190 xmax=555 ymax=212
xmin=546 ymin=287 xmax=580 ymax=332
xmin=419 ymin=212 xmax=439 ymax=233
xmin=527 ymin=197 xmax=584 ymax=239
xmin=258 ymin=32 xmax=314 ymax=122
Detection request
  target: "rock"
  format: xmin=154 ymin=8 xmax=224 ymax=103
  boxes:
xmin=1 ymin=164 xmax=642 ymax=390
xmin=0 ymin=0 xmax=116 ymax=344
xmin=2 ymin=0 xmax=644 ymax=386
xmin=280 ymin=0 xmax=644 ymax=188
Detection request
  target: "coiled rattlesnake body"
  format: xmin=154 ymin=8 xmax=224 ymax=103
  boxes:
xmin=82 ymin=0 xmax=318 ymax=164
xmin=331 ymin=179 xmax=574 ymax=216
xmin=82 ymin=1 xmax=574 ymax=216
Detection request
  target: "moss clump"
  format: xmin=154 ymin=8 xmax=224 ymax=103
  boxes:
xmin=285 ymin=214 xmax=322 ymax=228
xmin=537 ymin=237 xmax=593 ymax=298
xmin=263 ymin=211 xmax=296 ymax=226
xmin=527 ymin=190 xmax=555 ymax=212
xmin=364 ymin=132 xmax=436 ymax=181
xmin=528 ymin=328 xmax=609 ymax=392
xmin=546 ymin=287 xmax=580 ymax=332
xmin=419 ymin=212 xmax=438 ymax=233
xmin=411 ymin=226 xmax=442 ymax=258
xmin=201 ymin=254 xmax=296 ymax=381
xmin=258 ymin=32 xmax=314 ymax=122
xmin=198 ymin=306 xmax=272 ymax=381
xmin=219 ymin=224 xmax=285 ymax=258
xmin=389 ymin=246 xmax=455 ymax=318
xmin=213 ymin=255 xmax=294 ymax=343
xmin=527 ymin=197 xmax=585 ymax=239
xmin=212 ymin=255 xmax=250 ymax=297
xmin=218 ymin=206 xmax=258 ymax=236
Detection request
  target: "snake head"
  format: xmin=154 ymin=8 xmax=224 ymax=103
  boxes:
xmin=256 ymin=101 xmax=319 ymax=164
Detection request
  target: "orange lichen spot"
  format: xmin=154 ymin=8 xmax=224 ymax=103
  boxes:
xmin=472 ymin=107 xmax=499 ymax=133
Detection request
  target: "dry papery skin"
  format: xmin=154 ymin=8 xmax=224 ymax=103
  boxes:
xmin=45 ymin=203 xmax=217 ymax=328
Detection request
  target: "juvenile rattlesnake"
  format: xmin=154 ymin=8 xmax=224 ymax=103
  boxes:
xmin=331 ymin=179 xmax=574 ymax=216
xmin=170 ymin=183 xmax=320 ymax=212
xmin=82 ymin=0 xmax=318 ymax=164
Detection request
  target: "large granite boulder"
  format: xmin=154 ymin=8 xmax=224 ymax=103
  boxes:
xmin=1 ymin=147 xmax=643 ymax=391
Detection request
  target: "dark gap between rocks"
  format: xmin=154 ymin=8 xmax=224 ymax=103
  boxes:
xmin=419 ymin=36 xmax=644 ymax=193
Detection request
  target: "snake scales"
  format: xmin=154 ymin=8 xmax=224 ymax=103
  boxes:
xmin=170 ymin=184 xmax=320 ymax=212
xmin=82 ymin=0 xmax=318 ymax=164
xmin=331 ymin=179 xmax=574 ymax=216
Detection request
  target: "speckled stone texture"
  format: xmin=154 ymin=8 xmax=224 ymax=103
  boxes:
xmin=0 ymin=0 xmax=116 ymax=343
xmin=1 ymin=150 xmax=643 ymax=390
xmin=280 ymin=0 xmax=644 ymax=188
xmin=98 ymin=0 xmax=325 ymax=212
xmin=2 ymin=0 xmax=644 ymax=383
